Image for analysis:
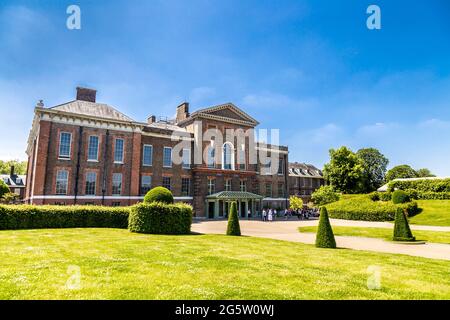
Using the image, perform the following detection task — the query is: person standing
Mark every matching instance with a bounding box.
[268,209,273,222]
[262,209,267,222]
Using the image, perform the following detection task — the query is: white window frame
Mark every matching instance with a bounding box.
[163,147,172,168]
[55,170,69,195]
[85,172,97,195]
[141,175,152,194]
[142,144,153,167]
[87,135,99,162]
[207,178,215,195]
[222,142,235,170]
[58,132,72,160]
[182,148,191,169]
[112,173,123,195]
[225,179,232,191]
[114,138,124,164]
[207,146,215,168]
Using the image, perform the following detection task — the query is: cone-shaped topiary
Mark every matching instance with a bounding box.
[226,202,241,236]
[315,207,336,248]
[144,186,174,204]
[393,207,415,241]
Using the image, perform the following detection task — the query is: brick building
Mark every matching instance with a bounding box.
[25,87,296,218]
[288,162,325,202]
[1,166,26,202]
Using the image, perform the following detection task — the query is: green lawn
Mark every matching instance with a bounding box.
[410,200,450,226]
[0,228,449,299]
[299,226,450,244]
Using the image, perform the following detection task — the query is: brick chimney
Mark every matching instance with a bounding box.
[147,115,156,124]
[10,165,15,177]
[176,102,190,123]
[76,87,97,102]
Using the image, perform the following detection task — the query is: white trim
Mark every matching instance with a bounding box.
[142,144,153,166]
[87,135,100,161]
[114,138,125,163]
[256,146,288,154]
[262,197,289,201]
[59,131,73,159]
[28,195,193,201]
[163,146,173,168]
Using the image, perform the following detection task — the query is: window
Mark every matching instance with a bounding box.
[182,148,191,169]
[87,136,99,161]
[224,179,232,191]
[223,142,234,170]
[112,202,121,207]
[59,132,72,159]
[278,158,284,175]
[261,159,271,175]
[85,172,97,195]
[181,178,190,196]
[141,175,152,195]
[207,178,215,195]
[56,170,69,195]
[278,183,285,198]
[112,173,122,195]
[265,183,272,197]
[238,144,246,170]
[114,139,124,163]
[163,147,172,167]
[207,146,215,168]
[240,180,247,192]
[162,177,171,190]
[142,145,153,166]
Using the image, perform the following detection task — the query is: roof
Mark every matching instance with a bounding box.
[1,175,26,187]
[206,191,264,200]
[51,100,135,122]
[377,176,450,192]
[289,162,323,178]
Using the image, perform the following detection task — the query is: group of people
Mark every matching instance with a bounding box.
[261,207,319,221]
[261,208,278,221]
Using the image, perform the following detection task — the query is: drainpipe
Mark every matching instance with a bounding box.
[101,130,110,205]
[74,126,83,204]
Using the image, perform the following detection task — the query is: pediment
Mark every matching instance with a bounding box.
[194,103,259,126]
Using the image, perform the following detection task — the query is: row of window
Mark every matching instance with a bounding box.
[58,132,191,168]
[55,170,191,196]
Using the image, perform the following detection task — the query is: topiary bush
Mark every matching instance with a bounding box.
[311,185,340,206]
[226,202,241,236]
[315,207,336,248]
[393,207,416,241]
[392,190,410,204]
[128,202,192,235]
[0,205,130,230]
[144,186,174,204]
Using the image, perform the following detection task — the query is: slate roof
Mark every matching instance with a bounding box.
[1,175,26,187]
[50,100,135,122]
[289,162,323,178]
[206,191,264,200]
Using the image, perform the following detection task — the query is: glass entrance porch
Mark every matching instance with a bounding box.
[205,191,264,219]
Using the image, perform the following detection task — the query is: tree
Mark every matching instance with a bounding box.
[0,180,10,198]
[0,160,27,175]
[385,165,418,182]
[393,208,415,241]
[356,148,389,192]
[0,192,19,204]
[315,207,336,248]
[311,185,340,206]
[226,202,241,236]
[289,196,303,210]
[323,146,364,194]
[416,168,435,178]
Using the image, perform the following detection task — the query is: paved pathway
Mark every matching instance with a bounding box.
[191,220,450,261]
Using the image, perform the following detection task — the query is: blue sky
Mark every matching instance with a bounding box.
[1,0,449,175]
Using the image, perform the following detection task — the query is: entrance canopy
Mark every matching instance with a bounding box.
[206,191,263,200]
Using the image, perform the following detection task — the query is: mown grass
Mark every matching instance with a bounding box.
[410,200,450,226]
[299,226,450,244]
[0,228,449,299]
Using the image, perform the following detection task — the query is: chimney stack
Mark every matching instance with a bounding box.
[147,115,156,124]
[10,165,15,177]
[176,102,190,123]
[76,87,97,103]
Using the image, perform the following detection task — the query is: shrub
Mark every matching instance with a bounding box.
[311,185,340,206]
[388,178,450,193]
[368,192,380,201]
[325,195,419,221]
[226,202,241,236]
[0,180,10,198]
[0,205,130,230]
[128,202,192,235]
[393,208,416,241]
[392,190,410,204]
[143,187,174,204]
[405,190,450,200]
[315,207,336,248]
[289,196,303,210]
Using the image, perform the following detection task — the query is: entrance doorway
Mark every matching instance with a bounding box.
[208,202,215,219]
[240,202,246,218]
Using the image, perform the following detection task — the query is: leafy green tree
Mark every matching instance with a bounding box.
[356,148,389,192]
[311,185,340,206]
[385,165,418,182]
[0,160,27,175]
[315,207,336,248]
[323,146,364,194]
[289,196,303,210]
[0,180,10,198]
[415,168,435,178]
[226,202,241,236]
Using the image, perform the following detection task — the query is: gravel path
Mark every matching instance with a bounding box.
[191,220,450,261]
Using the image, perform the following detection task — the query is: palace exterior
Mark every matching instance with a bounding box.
[25,87,323,218]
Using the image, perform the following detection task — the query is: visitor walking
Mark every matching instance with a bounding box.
[268,209,273,222]
[262,209,267,222]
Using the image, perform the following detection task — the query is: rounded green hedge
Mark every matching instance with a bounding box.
[144,187,174,204]
[128,202,192,235]
[392,190,410,204]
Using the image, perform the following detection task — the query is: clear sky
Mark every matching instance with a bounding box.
[1,0,449,175]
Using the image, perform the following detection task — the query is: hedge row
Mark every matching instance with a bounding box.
[371,190,450,201]
[325,196,420,221]
[129,202,192,235]
[388,178,450,193]
[0,205,130,230]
